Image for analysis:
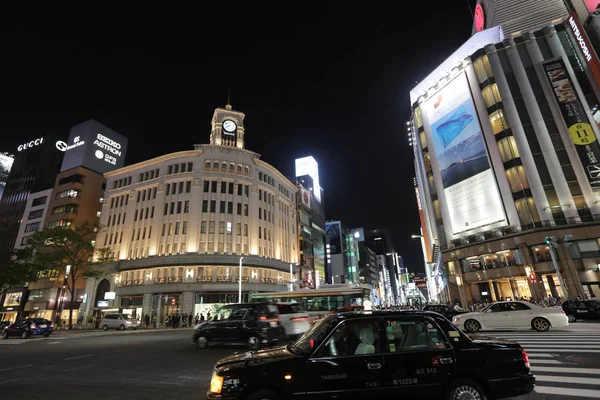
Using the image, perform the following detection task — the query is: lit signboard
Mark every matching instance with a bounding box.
[420,72,506,236]
[351,228,364,242]
[585,0,600,12]
[295,156,322,202]
[0,153,14,201]
[17,137,44,152]
[60,119,128,174]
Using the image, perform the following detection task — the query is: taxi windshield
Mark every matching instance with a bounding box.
[289,314,337,354]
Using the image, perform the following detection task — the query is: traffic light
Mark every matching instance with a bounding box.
[529,273,537,283]
[544,237,551,245]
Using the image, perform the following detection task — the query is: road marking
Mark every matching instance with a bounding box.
[0,378,22,385]
[527,353,553,357]
[64,354,94,361]
[535,386,600,398]
[529,359,561,364]
[47,342,60,345]
[531,366,600,374]
[112,348,133,354]
[0,364,34,373]
[61,363,98,373]
[527,349,600,353]
[536,375,600,385]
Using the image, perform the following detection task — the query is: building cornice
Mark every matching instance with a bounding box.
[104,150,204,178]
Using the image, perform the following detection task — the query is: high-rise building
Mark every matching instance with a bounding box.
[0,132,66,250]
[351,228,378,286]
[294,157,326,288]
[411,12,600,307]
[325,220,359,284]
[79,104,299,325]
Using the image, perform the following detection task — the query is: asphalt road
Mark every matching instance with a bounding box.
[0,324,598,400]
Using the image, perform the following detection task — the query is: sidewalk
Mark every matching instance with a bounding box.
[51,327,193,337]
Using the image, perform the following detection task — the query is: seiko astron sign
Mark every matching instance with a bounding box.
[60,119,128,174]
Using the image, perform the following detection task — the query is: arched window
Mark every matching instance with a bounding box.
[204,161,211,171]
[95,279,111,304]
[213,162,219,171]
[229,164,235,173]
[221,162,227,172]
[237,165,242,175]
[244,166,250,176]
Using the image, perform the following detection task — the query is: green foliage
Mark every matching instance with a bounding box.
[0,247,43,296]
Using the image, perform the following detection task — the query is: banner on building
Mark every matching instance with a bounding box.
[542,58,600,188]
[421,72,506,235]
[300,186,311,208]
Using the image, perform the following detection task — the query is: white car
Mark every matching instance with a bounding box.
[274,302,311,338]
[452,301,569,332]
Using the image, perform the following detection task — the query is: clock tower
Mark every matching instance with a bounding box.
[210,103,246,149]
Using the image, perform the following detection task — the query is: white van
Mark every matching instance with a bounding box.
[101,313,141,331]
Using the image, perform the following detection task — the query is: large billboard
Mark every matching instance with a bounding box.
[0,153,14,201]
[59,119,128,174]
[421,72,506,235]
[542,58,600,189]
[325,221,342,255]
[585,0,600,12]
[295,156,322,202]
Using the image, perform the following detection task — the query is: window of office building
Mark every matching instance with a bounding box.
[490,109,509,134]
[505,165,530,192]
[497,136,520,162]
[514,197,540,226]
[481,83,502,108]
[473,55,493,83]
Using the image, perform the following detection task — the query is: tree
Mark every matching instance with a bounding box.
[0,247,43,298]
[26,223,113,329]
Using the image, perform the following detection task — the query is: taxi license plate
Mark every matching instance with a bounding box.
[40,324,47,328]
[269,321,278,327]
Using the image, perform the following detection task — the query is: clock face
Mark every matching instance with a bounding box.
[223,120,237,132]
[474,4,485,32]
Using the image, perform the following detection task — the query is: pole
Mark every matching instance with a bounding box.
[238,257,243,303]
[548,243,567,298]
[289,264,293,292]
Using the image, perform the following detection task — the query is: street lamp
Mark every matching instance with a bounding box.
[238,256,244,303]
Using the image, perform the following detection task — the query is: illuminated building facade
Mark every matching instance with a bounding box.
[80,104,299,323]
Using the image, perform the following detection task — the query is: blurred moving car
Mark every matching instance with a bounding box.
[206,310,534,400]
[562,299,600,322]
[452,300,568,332]
[274,302,311,339]
[422,304,464,320]
[1,318,54,339]
[194,302,284,349]
[100,313,141,331]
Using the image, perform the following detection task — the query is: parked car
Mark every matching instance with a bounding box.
[0,320,12,330]
[274,302,311,339]
[1,318,54,339]
[206,310,534,400]
[452,300,569,332]
[422,304,464,320]
[100,313,141,331]
[194,302,284,349]
[562,299,600,322]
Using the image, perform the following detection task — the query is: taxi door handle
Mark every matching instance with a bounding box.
[367,363,382,370]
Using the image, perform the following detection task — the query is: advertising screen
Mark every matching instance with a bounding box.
[421,72,506,235]
[60,119,128,174]
[295,156,322,202]
[585,0,600,12]
[325,221,342,255]
[0,153,14,201]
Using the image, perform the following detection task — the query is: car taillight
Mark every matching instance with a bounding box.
[50,323,55,329]
[259,316,267,320]
[521,348,530,368]
[291,317,309,322]
[561,310,566,316]
[30,324,37,329]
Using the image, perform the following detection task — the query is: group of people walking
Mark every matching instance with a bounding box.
[141,312,209,328]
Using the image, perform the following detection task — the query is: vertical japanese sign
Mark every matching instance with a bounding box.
[542,58,600,188]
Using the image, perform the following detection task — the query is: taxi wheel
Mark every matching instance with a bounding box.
[196,336,209,349]
[532,317,550,332]
[247,336,260,350]
[446,378,487,400]
[464,319,481,333]
[244,389,281,400]
[21,331,29,339]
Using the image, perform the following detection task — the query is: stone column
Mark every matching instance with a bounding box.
[142,293,152,324]
[181,292,195,315]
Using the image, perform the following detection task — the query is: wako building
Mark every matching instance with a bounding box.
[410,12,600,307]
[81,104,299,323]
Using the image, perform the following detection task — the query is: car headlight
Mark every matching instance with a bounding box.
[125,321,132,324]
[210,372,224,394]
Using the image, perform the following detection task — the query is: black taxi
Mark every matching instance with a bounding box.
[207,310,534,400]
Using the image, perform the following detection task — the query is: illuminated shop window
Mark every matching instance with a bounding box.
[414,107,423,128]
[514,197,540,226]
[505,165,530,192]
[419,131,427,149]
[489,109,509,134]
[497,136,520,162]
[481,83,502,107]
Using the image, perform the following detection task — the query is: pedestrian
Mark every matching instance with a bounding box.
[144,314,150,328]
[200,313,205,321]
[188,313,193,327]
[152,314,158,328]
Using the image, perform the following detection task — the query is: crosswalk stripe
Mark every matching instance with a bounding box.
[531,366,600,374]
[535,375,600,385]
[529,359,561,364]
[520,345,600,349]
[535,386,600,398]
[527,349,600,353]
[528,353,553,357]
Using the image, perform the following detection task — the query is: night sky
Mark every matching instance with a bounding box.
[0,6,474,273]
